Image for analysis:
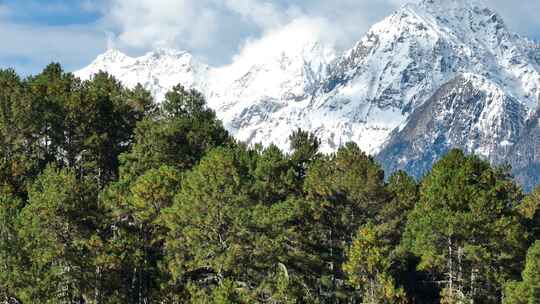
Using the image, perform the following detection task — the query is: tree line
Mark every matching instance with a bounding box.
[0,64,539,303]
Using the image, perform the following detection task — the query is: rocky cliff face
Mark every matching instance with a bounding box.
[510,108,540,190]
[377,74,526,177]
[76,0,540,189]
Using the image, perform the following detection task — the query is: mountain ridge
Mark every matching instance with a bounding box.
[75,0,540,189]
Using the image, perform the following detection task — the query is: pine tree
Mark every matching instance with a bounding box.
[17,166,101,303]
[251,144,296,204]
[99,165,182,303]
[344,223,407,303]
[518,186,540,243]
[376,170,418,247]
[0,191,25,303]
[289,129,320,183]
[504,241,540,304]
[163,147,253,299]
[0,68,44,197]
[120,84,230,179]
[299,142,388,301]
[27,63,69,166]
[523,242,540,304]
[75,71,152,185]
[403,150,526,303]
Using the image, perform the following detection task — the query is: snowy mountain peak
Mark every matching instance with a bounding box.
[77,48,209,101]
[93,49,133,65]
[403,0,507,41]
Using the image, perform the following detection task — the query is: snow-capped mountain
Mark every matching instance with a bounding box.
[75,0,540,189]
[77,48,210,101]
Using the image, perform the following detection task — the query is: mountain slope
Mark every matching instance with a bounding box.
[377,73,526,177]
[75,0,540,188]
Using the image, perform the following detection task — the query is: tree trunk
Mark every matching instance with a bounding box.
[457,246,463,294]
[448,238,454,294]
[94,266,101,304]
[470,267,476,304]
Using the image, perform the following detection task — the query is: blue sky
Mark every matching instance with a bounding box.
[3,1,100,25]
[0,1,106,75]
[1,0,539,76]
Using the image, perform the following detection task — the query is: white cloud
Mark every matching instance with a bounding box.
[303,0,401,48]
[230,17,336,64]
[99,0,405,64]
[103,0,221,50]
[222,0,300,30]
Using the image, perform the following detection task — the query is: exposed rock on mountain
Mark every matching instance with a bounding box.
[377,73,526,178]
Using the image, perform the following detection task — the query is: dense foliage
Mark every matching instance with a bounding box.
[0,65,539,303]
